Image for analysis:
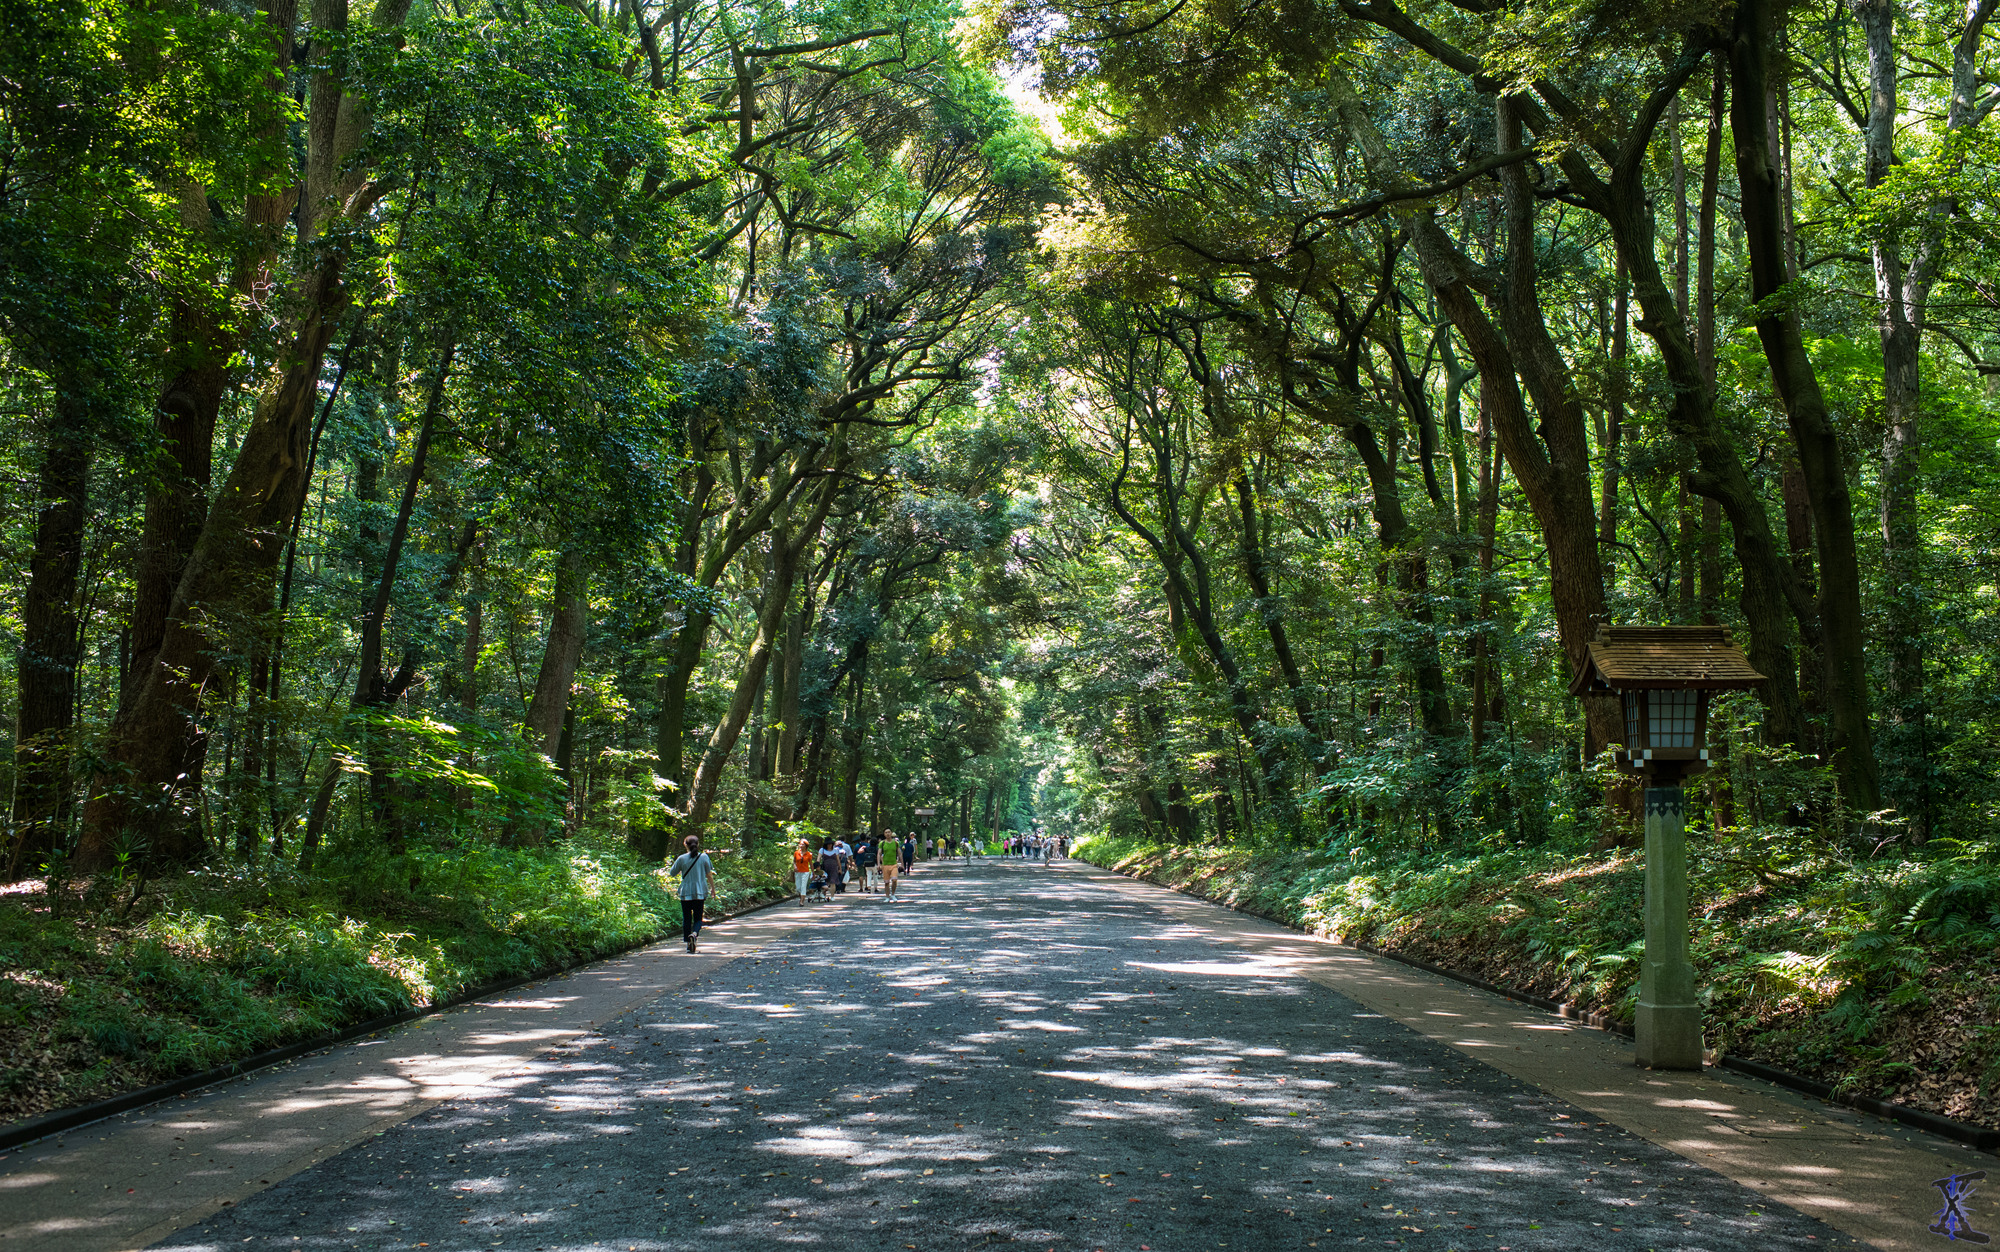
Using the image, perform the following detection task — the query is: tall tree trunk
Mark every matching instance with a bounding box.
[1517,63,1813,753]
[7,411,90,879]
[744,649,771,841]
[788,713,832,823]
[127,341,225,711]
[646,428,822,852]
[1859,0,1997,835]
[233,647,270,859]
[836,663,867,841]
[265,330,355,858]
[774,592,811,776]
[1153,558,1272,804]
[1333,76,1622,761]
[1780,454,1821,721]
[1732,0,1881,811]
[1231,468,1327,752]
[1470,388,1499,757]
[653,613,710,822]
[1598,264,1628,587]
[524,549,590,759]
[1672,89,1697,620]
[1375,329,1465,746]
[79,0,411,872]
[126,2,298,710]
[1697,66,1727,625]
[460,594,483,718]
[555,705,576,785]
[680,471,842,837]
[301,337,454,861]
[1867,0,1926,754]
[1489,99,1622,759]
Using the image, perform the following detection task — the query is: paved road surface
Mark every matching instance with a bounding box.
[149,859,1862,1252]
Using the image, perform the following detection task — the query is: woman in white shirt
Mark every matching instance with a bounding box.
[668,835,715,953]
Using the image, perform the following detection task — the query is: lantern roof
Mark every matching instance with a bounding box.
[1568,625,1767,695]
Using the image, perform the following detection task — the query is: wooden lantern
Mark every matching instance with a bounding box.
[1569,626,1766,778]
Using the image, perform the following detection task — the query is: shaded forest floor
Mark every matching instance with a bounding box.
[1074,830,2000,1132]
[0,837,791,1128]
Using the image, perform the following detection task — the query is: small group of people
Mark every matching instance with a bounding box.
[791,831,919,903]
[661,825,935,955]
[1002,831,1066,861]
[663,823,1061,953]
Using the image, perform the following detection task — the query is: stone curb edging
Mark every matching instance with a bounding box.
[0,888,795,1156]
[1083,856,2000,1156]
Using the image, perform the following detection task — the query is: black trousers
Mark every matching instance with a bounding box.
[681,897,705,940]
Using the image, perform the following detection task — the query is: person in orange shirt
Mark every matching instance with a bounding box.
[792,838,814,903]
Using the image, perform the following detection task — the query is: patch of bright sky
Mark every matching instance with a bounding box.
[1000,62,1067,143]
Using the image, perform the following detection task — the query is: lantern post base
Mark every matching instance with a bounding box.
[1637,780,1703,1071]
[1634,1001,1704,1070]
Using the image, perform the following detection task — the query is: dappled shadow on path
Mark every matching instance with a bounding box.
[158,862,1862,1252]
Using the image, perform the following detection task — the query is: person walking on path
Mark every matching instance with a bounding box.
[900,831,916,879]
[792,838,813,902]
[668,835,716,952]
[881,836,901,899]
[832,835,852,894]
[816,838,842,901]
[856,835,879,892]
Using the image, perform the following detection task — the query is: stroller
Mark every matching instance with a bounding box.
[806,871,831,902]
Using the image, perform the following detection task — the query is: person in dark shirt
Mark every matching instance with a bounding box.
[817,840,843,897]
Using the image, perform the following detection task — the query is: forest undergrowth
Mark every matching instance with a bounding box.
[0,837,792,1127]
[1075,829,2000,1130]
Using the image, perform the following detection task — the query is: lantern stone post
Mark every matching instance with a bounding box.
[1638,769,1701,1069]
[1570,626,1767,1071]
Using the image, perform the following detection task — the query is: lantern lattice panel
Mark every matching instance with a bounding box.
[1649,690,1699,748]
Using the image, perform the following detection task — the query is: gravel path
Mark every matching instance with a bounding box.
[156,858,1864,1252]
